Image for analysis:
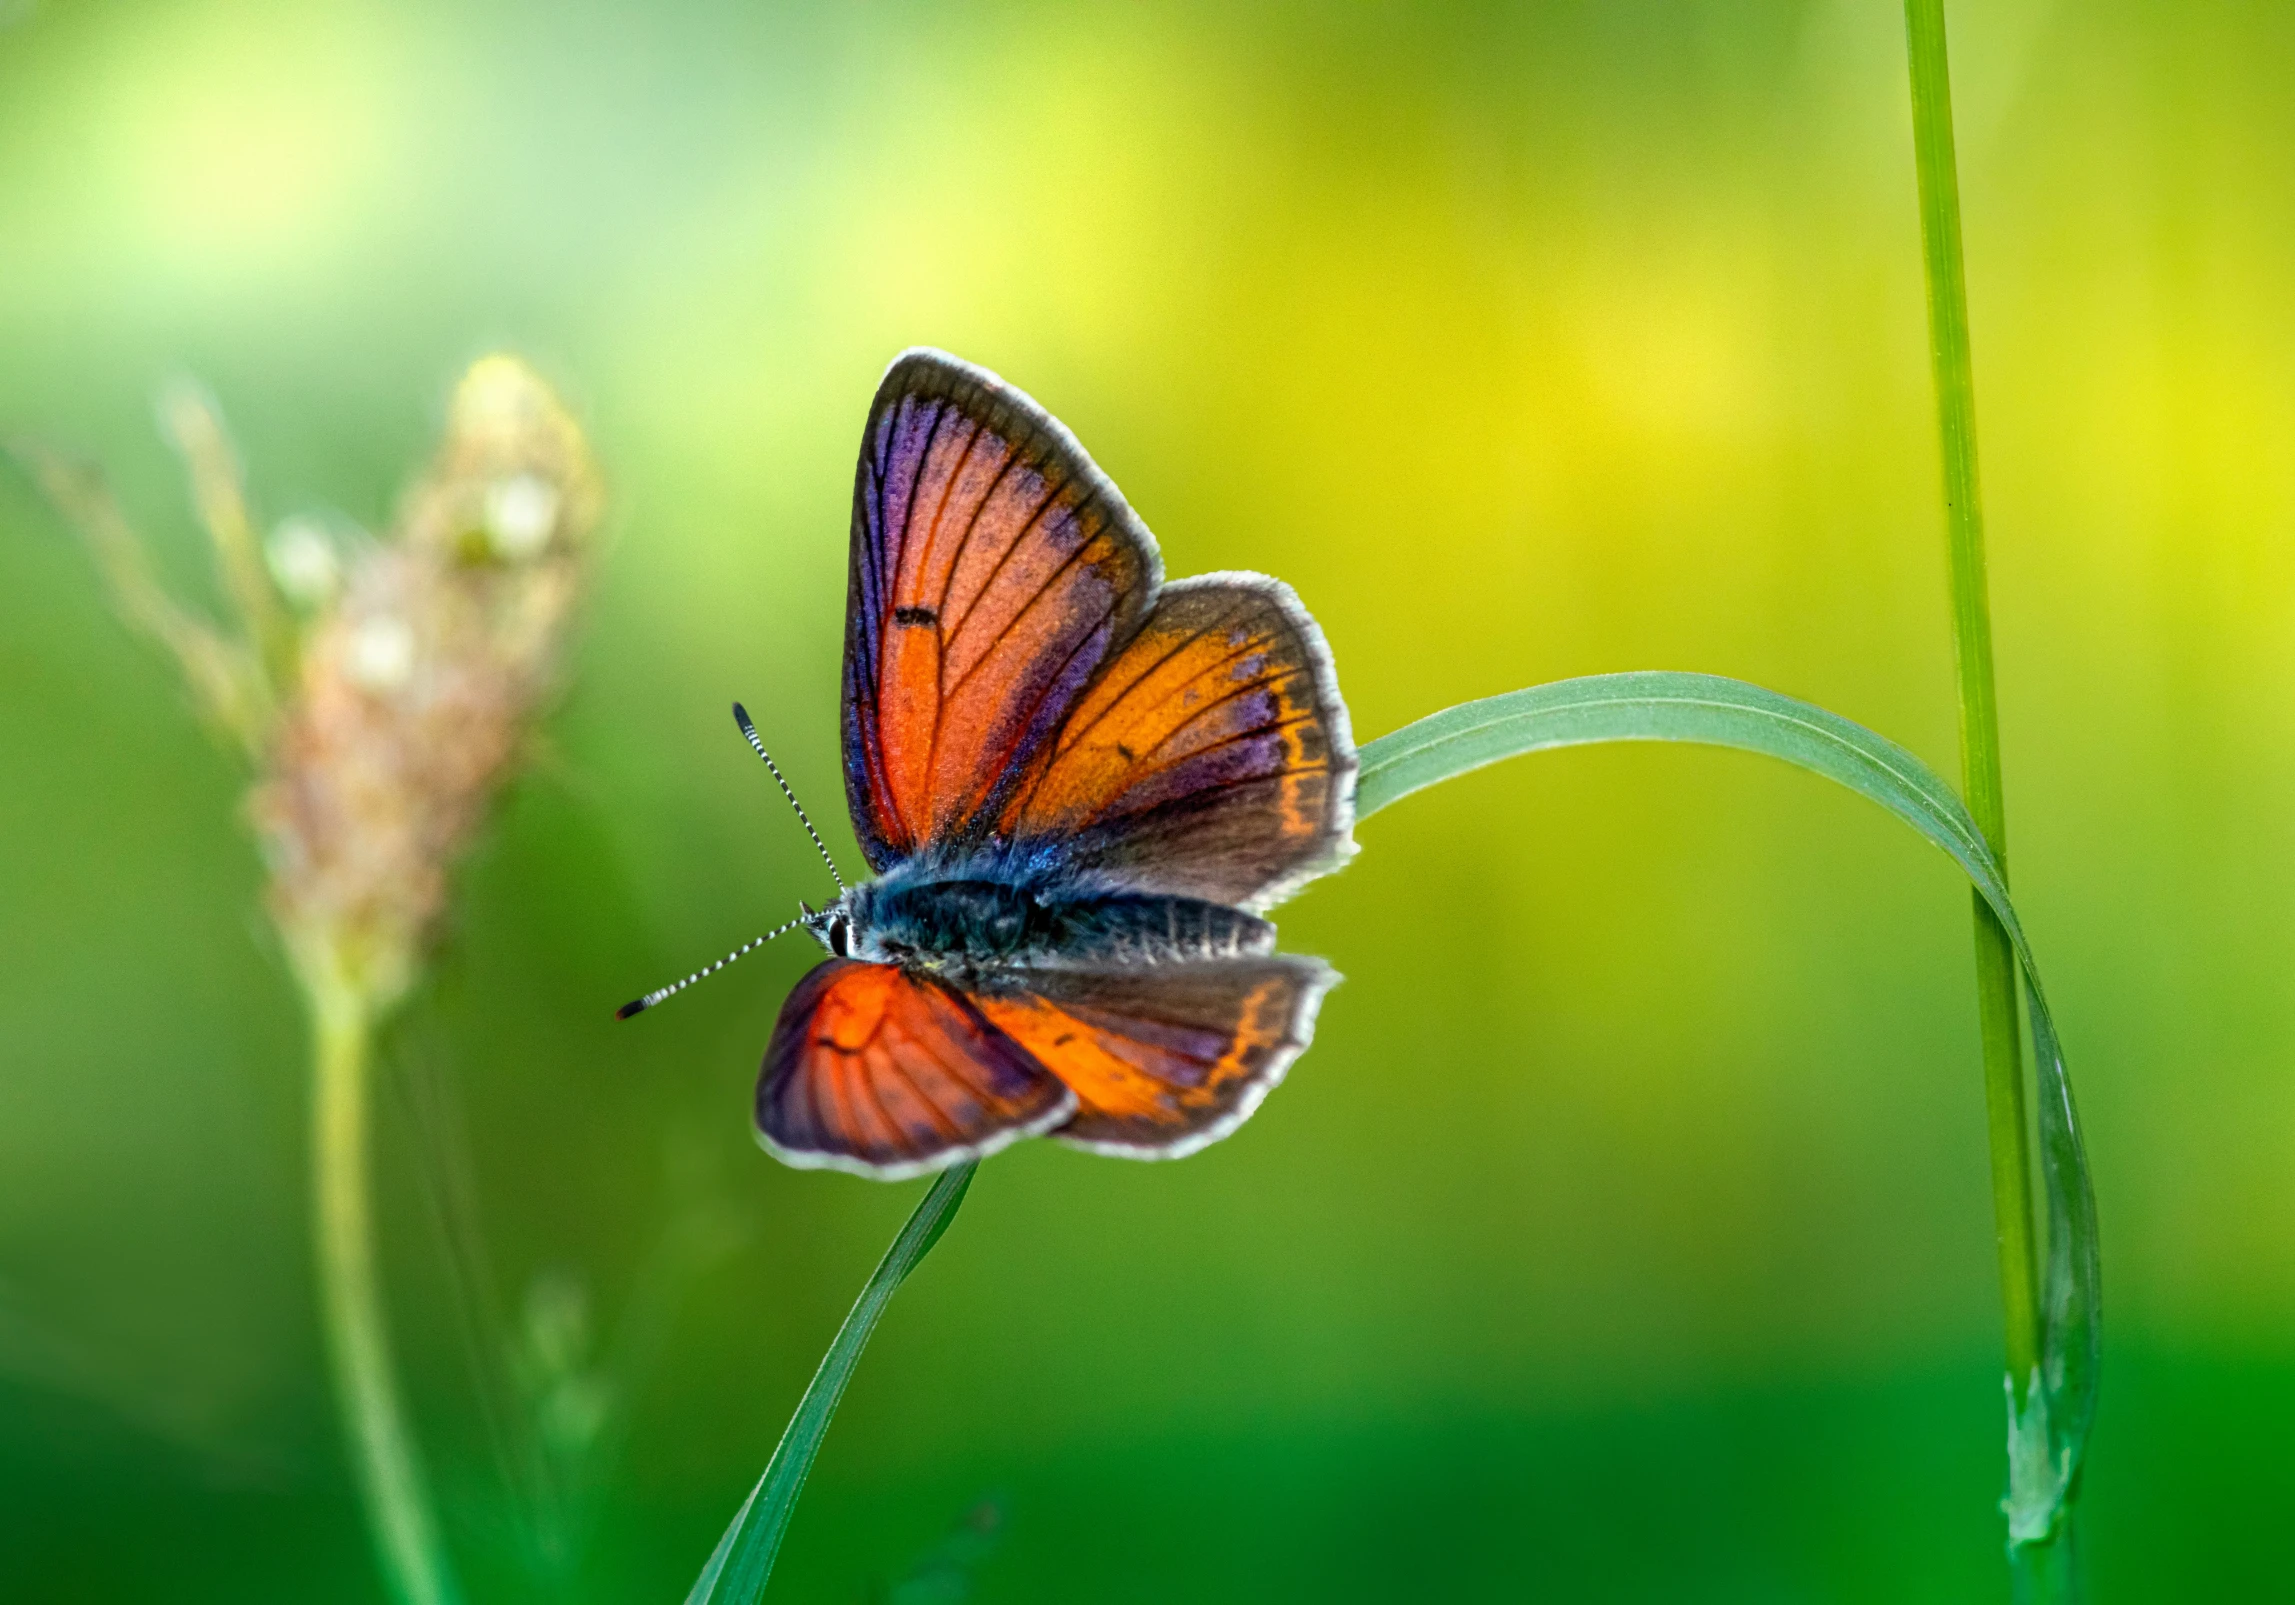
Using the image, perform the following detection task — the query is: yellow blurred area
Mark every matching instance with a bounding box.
[4,1,2294,1599]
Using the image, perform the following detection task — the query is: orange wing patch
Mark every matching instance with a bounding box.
[997,579,1356,909]
[846,354,1157,868]
[974,957,1336,1157]
[758,959,1074,1178]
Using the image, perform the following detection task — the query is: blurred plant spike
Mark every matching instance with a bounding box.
[12,444,276,751]
[158,376,297,695]
[11,355,603,1605]
[254,355,602,1012]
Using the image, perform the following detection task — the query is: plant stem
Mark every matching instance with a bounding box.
[2014,1526,2079,1605]
[311,965,461,1605]
[686,1162,978,1605]
[1901,0,2071,1588]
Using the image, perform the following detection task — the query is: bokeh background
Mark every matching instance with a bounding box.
[5,0,2294,1599]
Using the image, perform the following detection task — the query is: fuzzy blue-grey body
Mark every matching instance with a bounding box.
[801,845,1275,981]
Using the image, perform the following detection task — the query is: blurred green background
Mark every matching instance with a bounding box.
[5,0,2294,1599]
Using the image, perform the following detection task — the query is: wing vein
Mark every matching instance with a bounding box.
[1043,612,1226,762]
[939,495,1112,706]
[931,439,1024,626]
[916,419,991,804]
[881,1039,969,1145]
[855,1032,912,1158]
[896,407,959,844]
[1075,761,1334,829]
[914,416,988,692]
[919,985,1019,1113]
[1011,609,1286,823]
[1087,624,1280,749]
[1121,699,1317,792]
[939,463,1067,645]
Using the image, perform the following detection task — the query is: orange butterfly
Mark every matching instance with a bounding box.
[625,352,1356,1178]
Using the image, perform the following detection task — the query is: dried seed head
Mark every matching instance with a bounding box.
[25,354,602,1016]
[252,356,602,1009]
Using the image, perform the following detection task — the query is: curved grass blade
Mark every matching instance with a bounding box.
[684,1162,977,1605]
[1355,670,2098,1536]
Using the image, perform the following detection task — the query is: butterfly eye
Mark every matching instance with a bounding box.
[828,916,850,958]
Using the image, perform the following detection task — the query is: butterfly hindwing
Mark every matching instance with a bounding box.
[757,959,1076,1179]
[844,350,1161,870]
[974,956,1338,1158]
[997,576,1357,910]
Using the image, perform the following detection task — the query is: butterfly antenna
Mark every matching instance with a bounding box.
[732,702,847,894]
[614,915,806,1020]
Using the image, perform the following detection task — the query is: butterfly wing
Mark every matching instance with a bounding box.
[996,575,1357,910]
[757,959,1076,1179]
[828,352,1350,1166]
[845,351,1355,909]
[844,350,1161,870]
[974,956,1337,1158]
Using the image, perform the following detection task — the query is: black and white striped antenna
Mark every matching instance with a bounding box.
[614,915,805,1020]
[732,701,846,893]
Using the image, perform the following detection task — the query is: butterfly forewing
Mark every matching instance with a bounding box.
[845,351,1160,869]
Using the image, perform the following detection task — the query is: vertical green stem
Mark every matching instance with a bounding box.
[1901,0,2072,1591]
[312,970,462,1605]
[2013,1525,2079,1605]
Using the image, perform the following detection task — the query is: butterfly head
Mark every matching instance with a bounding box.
[801,883,927,965]
[800,895,859,959]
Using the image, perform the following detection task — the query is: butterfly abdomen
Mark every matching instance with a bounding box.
[1052,892,1276,964]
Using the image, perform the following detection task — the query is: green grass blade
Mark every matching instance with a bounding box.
[684,1162,977,1605]
[1899,0,2067,1580]
[1356,671,2098,1528]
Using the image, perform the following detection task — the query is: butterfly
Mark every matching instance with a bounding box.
[622,350,1357,1179]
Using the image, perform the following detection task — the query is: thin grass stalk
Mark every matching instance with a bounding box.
[685,1162,977,1605]
[311,953,461,1605]
[1901,2,2074,1591]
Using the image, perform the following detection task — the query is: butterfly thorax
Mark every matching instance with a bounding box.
[806,856,1275,978]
